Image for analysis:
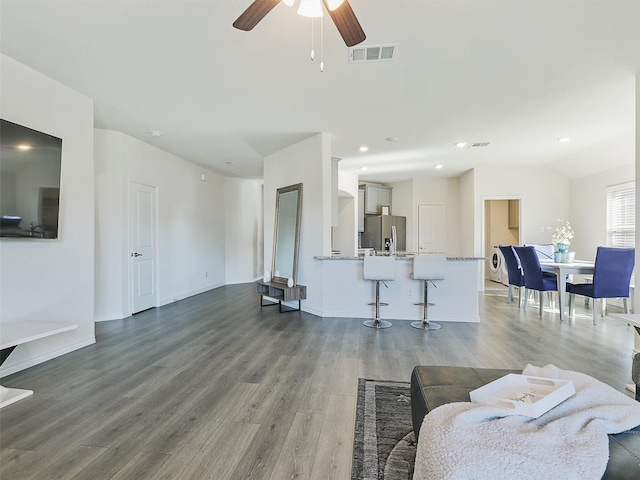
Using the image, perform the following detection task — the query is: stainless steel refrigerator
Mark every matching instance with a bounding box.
[361,215,406,252]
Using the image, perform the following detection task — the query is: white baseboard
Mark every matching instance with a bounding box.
[0,336,96,377]
[95,313,131,322]
[158,283,225,307]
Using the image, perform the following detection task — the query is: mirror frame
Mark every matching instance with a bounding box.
[272,183,303,285]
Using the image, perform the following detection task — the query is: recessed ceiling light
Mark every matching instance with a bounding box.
[557,137,570,143]
[360,167,368,171]
[435,164,443,169]
[150,130,162,137]
[386,137,399,142]
[359,146,369,152]
[455,142,466,148]
[17,144,31,151]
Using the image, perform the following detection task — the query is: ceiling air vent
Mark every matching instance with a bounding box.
[349,44,398,63]
[469,142,490,148]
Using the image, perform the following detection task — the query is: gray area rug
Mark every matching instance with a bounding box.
[352,379,417,480]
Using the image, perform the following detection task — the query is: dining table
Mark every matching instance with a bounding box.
[539,259,595,321]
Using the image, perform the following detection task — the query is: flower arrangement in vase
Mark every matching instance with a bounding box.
[550,219,574,262]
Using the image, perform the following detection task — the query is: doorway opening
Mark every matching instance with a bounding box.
[484,198,520,287]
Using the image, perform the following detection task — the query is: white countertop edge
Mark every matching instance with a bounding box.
[314,255,486,261]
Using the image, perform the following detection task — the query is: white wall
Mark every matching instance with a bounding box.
[0,55,96,375]
[225,177,264,284]
[569,164,634,260]
[94,129,227,321]
[263,133,332,315]
[473,166,570,247]
[334,170,359,256]
[334,196,355,256]
[94,130,127,320]
[459,169,476,256]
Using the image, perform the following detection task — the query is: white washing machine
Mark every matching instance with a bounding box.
[488,246,508,285]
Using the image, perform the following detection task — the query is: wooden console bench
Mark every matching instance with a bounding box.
[0,321,77,408]
[256,280,307,312]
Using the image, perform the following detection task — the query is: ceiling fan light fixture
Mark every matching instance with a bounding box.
[297,0,323,17]
[233,0,365,47]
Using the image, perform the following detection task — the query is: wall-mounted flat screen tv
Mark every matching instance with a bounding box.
[0,119,62,239]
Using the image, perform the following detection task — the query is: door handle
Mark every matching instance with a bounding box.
[132,252,142,257]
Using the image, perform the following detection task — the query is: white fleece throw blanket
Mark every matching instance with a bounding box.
[413,364,640,480]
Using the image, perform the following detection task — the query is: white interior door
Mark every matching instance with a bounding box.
[130,181,158,314]
[418,204,445,254]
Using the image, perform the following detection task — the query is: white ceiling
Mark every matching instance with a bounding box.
[1,0,639,182]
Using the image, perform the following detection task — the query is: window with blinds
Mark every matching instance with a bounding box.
[606,182,635,248]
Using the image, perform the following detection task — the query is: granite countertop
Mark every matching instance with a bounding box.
[314,255,486,261]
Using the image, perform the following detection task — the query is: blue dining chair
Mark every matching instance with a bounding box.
[513,245,558,316]
[567,247,635,325]
[498,245,524,307]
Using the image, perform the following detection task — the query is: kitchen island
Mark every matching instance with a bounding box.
[313,255,484,323]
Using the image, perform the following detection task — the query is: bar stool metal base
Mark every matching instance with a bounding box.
[364,279,392,329]
[410,320,441,330]
[411,279,442,331]
[363,319,393,329]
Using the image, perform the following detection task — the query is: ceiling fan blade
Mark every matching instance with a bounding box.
[233,0,281,31]
[322,0,366,47]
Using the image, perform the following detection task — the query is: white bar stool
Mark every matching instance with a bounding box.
[363,255,396,329]
[411,255,446,330]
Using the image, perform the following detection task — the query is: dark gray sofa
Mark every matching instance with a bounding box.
[411,366,640,479]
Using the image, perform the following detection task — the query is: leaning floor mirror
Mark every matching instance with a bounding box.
[272,183,303,286]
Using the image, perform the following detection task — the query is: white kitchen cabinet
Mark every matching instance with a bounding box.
[364,185,392,214]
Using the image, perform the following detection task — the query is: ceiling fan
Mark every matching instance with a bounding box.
[233,0,366,47]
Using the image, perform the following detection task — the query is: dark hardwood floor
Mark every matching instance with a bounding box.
[0,282,636,479]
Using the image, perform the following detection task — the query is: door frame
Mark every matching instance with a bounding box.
[481,195,523,289]
[129,180,159,315]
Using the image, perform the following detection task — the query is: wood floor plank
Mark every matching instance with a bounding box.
[268,412,324,480]
[109,451,171,480]
[300,351,339,414]
[0,448,39,479]
[35,446,107,480]
[309,393,357,480]
[170,382,261,453]
[155,422,261,480]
